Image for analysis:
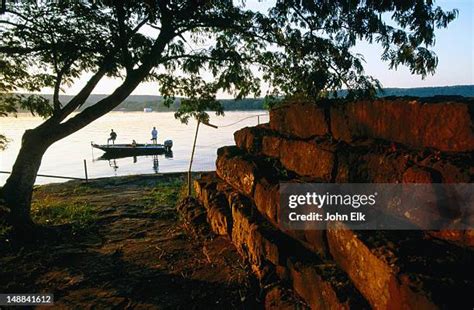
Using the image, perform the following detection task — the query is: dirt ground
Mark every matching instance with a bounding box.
[0,174,261,309]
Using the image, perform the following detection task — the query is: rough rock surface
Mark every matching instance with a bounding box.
[192,98,474,308]
[330,98,474,152]
[270,102,328,139]
[216,146,260,196]
[193,174,370,309]
[327,224,474,309]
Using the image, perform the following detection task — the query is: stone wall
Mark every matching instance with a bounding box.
[190,97,474,309]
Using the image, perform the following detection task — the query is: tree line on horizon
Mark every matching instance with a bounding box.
[5,84,474,113]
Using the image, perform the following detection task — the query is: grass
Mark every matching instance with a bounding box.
[3,174,188,237]
[71,184,101,195]
[142,178,187,217]
[31,197,98,232]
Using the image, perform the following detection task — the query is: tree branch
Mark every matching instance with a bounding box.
[0,19,36,31]
[147,23,161,31]
[53,67,107,123]
[55,23,176,140]
[4,9,35,24]
[52,59,76,113]
[161,53,252,64]
[114,1,133,72]
[0,45,48,54]
[52,71,63,112]
[131,16,149,34]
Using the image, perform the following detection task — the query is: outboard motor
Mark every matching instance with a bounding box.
[164,140,173,151]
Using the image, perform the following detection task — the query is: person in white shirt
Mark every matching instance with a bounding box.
[151,127,158,144]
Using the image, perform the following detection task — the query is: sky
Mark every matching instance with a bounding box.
[56,0,473,98]
[353,0,474,88]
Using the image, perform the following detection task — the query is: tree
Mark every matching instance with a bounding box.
[0,0,457,237]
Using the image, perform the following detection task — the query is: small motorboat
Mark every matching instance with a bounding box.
[92,140,173,156]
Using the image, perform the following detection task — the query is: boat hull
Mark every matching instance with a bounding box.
[97,151,174,160]
[92,143,172,157]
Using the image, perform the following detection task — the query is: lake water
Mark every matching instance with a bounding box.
[0,111,269,185]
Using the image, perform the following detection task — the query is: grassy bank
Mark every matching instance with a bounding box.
[1,174,187,241]
[0,173,259,308]
[32,173,187,232]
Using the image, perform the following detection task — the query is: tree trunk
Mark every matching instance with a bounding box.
[0,27,174,239]
[1,128,52,238]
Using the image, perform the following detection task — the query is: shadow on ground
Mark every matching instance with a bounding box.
[0,174,261,309]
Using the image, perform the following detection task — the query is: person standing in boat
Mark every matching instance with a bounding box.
[151,127,158,144]
[108,129,117,145]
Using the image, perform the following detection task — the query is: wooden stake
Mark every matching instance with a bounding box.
[188,120,201,196]
[83,159,89,183]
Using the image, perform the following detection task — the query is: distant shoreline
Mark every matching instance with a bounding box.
[12,109,269,116]
[7,84,474,112]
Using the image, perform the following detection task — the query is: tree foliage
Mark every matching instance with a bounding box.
[0,1,457,122]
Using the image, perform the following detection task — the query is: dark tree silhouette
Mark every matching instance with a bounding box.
[0,0,457,237]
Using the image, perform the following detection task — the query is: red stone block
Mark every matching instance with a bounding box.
[262,135,282,158]
[336,146,409,183]
[287,258,369,309]
[327,223,472,309]
[234,125,267,153]
[264,285,307,310]
[216,146,259,196]
[254,178,280,225]
[330,98,474,152]
[270,103,328,139]
[279,139,335,181]
[207,196,232,236]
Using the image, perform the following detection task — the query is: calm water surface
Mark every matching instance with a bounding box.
[0,111,269,185]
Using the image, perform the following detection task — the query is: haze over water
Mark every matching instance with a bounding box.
[0,111,268,185]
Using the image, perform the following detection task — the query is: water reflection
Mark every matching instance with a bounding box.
[0,111,269,185]
[97,150,173,160]
[109,159,119,172]
[153,155,159,174]
[94,152,173,174]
